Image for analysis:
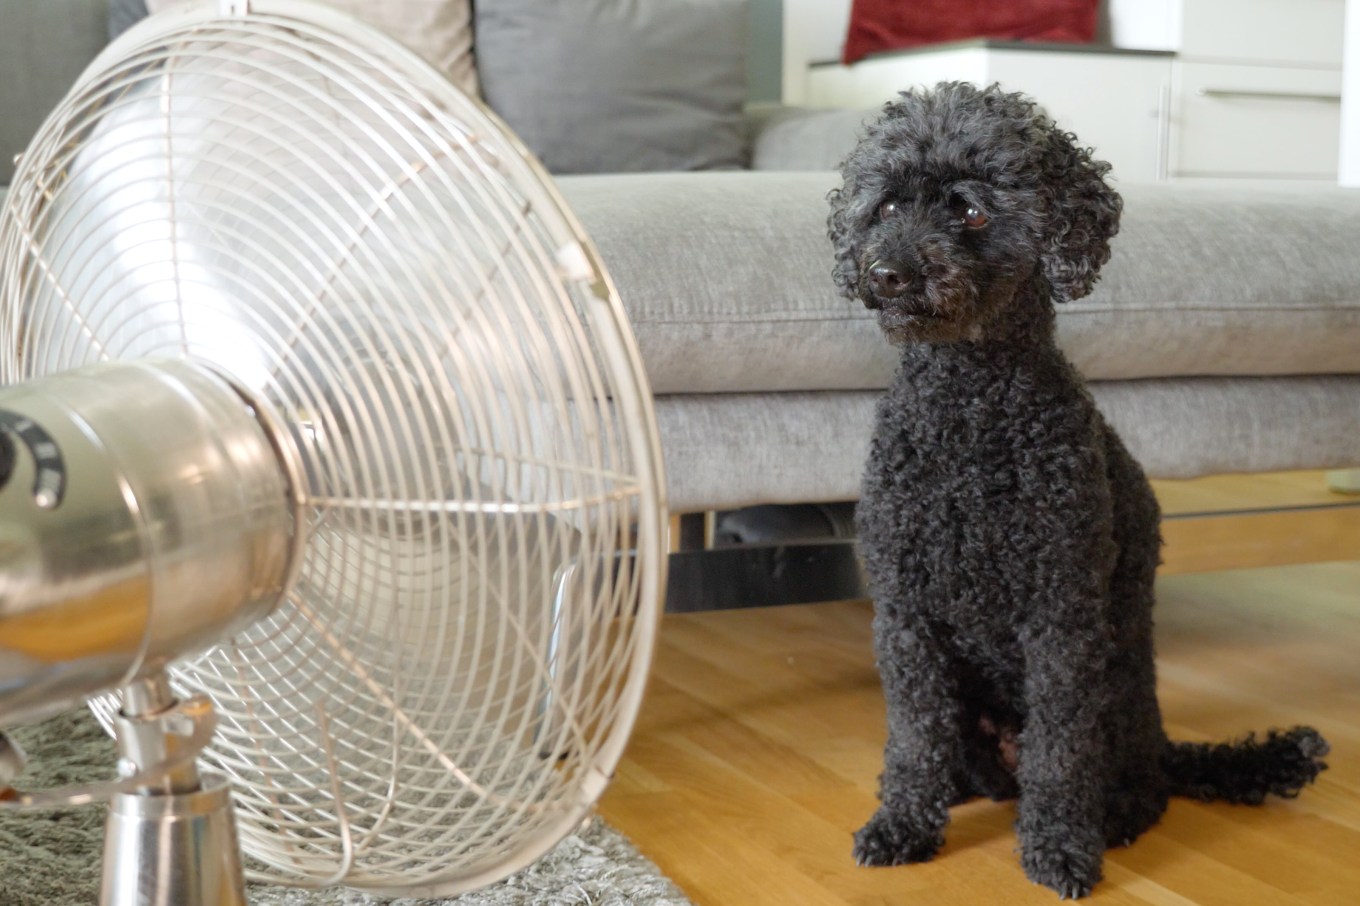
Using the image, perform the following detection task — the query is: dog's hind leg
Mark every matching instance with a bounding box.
[1100,426,1171,848]
[854,621,967,867]
[1100,641,1169,848]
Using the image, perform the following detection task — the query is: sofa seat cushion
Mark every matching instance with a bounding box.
[1068,183,1360,384]
[557,173,1360,394]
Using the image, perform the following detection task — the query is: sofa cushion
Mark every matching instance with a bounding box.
[749,106,876,172]
[109,0,147,39]
[145,0,479,97]
[1062,183,1360,383]
[656,377,1360,511]
[557,172,1360,394]
[0,0,108,186]
[476,0,748,174]
[559,171,892,394]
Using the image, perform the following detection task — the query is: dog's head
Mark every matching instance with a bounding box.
[827,82,1121,344]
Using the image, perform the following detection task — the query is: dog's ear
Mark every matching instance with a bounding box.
[1036,125,1122,303]
[827,180,860,301]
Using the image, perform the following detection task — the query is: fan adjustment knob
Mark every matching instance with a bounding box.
[0,411,64,509]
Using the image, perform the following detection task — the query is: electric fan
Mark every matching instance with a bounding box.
[0,1,667,903]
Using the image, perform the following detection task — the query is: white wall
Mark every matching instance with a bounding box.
[779,0,851,102]
[1341,0,1360,185]
[1105,0,1181,51]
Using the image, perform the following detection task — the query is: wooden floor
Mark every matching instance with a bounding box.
[600,472,1360,905]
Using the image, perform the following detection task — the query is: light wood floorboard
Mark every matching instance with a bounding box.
[1153,470,1360,574]
[1150,469,1357,516]
[602,473,1360,905]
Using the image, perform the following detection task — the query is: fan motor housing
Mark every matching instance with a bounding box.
[0,359,297,726]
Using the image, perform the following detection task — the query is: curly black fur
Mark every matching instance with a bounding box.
[830,83,1329,900]
[1163,728,1330,805]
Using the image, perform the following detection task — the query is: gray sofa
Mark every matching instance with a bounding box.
[576,169,1360,514]
[3,0,1358,527]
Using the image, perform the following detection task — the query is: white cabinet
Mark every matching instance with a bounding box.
[1170,0,1345,179]
[797,0,1348,183]
[1179,0,1344,67]
[1172,63,1342,177]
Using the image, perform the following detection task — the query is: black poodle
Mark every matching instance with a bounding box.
[828,82,1329,899]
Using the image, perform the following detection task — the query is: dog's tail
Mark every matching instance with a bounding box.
[1162,727,1329,804]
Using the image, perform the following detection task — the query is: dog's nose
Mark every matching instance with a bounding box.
[867,260,911,300]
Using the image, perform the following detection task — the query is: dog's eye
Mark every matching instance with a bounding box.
[878,200,900,220]
[961,206,989,229]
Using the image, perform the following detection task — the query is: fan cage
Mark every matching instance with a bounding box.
[0,0,666,896]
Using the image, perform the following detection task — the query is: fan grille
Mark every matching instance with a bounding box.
[0,1,665,895]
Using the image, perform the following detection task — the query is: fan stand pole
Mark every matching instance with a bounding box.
[101,674,247,906]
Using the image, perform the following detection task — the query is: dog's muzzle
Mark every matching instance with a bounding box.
[864,259,912,309]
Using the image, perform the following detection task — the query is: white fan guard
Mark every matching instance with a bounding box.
[0,0,667,896]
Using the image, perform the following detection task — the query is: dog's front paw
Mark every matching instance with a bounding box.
[1020,841,1103,900]
[852,808,943,867]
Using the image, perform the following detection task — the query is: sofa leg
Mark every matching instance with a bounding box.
[677,512,712,551]
[666,540,866,612]
[1326,469,1360,495]
[665,505,867,611]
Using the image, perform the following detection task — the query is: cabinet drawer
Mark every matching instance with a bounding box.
[1180,0,1344,67]
[1171,62,1341,178]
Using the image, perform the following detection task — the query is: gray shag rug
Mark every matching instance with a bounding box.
[0,709,689,906]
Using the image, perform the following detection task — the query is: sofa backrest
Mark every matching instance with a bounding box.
[0,0,109,186]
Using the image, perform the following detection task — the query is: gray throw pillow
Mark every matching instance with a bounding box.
[476,0,749,174]
[109,0,149,40]
[146,0,479,96]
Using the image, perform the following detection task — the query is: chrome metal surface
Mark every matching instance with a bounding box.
[102,772,247,906]
[121,674,176,721]
[114,680,212,795]
[0,360,296,726]
[0,692,219,811]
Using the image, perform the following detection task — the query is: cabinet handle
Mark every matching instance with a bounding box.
[1196,88,1341,103]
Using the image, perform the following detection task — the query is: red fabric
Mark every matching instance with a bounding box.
[842,0,1099,65]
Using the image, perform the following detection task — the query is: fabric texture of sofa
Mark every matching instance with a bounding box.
[2,0,1358,519]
